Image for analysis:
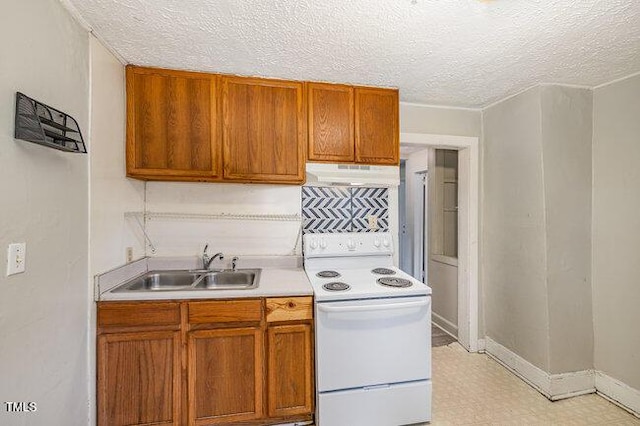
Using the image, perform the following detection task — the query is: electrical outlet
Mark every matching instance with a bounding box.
[7,243,26,276]
[125,247,133,263]
[368,215,378,230]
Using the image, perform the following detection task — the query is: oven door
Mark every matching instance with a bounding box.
[315,295,431,392]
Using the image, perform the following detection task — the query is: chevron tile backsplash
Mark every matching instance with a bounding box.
[302,186,389,234]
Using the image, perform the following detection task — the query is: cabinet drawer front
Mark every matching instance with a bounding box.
[188,299,262,324]
[98,302,180,328]
[266,297,313,322]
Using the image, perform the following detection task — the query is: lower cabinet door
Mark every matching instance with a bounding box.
[188,327,264,425]
[267,323,314,417]
[97,330,181,426]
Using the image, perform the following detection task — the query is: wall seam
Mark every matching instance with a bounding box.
[538,86,552,373]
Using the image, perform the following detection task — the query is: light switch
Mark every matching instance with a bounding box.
[7,243,26,276]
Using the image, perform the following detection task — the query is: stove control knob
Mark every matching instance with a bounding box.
[309,239,318,250]
[382,238,390,248]
[347,238,356,251]
[374,238,381,248]
[320,238,327,249]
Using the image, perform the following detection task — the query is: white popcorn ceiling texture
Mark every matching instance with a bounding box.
[68,0,640,107]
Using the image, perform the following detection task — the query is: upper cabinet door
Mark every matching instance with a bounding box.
[354,87,399,165]
[126,66,220,180]
[307,83,354,163]
[222,77,306,183]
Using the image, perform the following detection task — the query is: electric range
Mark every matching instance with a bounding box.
[303,232,432,426]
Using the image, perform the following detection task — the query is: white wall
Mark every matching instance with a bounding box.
[90,37,145,275]
[144,182,303,259]
[593,73,640,390]
[0,0,90,424]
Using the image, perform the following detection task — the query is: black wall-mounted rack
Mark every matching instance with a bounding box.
[14,92,87,154]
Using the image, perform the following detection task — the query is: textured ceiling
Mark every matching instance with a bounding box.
[67,0,640,107]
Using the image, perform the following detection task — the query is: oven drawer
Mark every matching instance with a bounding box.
[317,380,431,426]
[315,295,431,392]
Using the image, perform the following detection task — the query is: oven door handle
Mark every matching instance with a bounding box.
[317,300,428,313]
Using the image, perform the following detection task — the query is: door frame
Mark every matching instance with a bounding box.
[400,132,480,352]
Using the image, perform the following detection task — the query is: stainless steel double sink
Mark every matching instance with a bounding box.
[112,269,261,292]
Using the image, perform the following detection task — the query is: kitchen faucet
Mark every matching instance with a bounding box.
[202,244,224,270]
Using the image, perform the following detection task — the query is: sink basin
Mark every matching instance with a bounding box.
[113,270,202,292]
[196,269,260,290]
[111,269,260,292]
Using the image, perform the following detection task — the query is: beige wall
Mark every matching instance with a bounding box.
[593,73,640,390]
[90,37,145,275]
[540,86,594,374]
[483,84,595,375]
[0,0,90,424]
[482,87,551,370]
[401,103,481,137]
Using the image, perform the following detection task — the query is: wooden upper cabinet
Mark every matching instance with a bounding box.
[307,83,354,163]
[221,76,306,184]
[126,66,220,180]
[354,87,400,165]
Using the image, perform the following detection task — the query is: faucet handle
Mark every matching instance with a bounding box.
[231,256,239,271]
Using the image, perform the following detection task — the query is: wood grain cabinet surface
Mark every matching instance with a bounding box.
[126,66,221,181]
[221,76,306,184]
[188,327,264,425]
[126,66,399,183]
[307,82,355,162]
[267,323,313,417]
[97,330,181,426]
[97,297,314,426]
[354,87,400,165]
[307,83,399,165]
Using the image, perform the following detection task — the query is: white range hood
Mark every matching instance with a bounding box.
[305,163,400,187]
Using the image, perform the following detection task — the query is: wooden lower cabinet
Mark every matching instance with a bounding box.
[188,327,264,425]
[97,297,314,426]
[97,330,181,426]
[267,324,313,417]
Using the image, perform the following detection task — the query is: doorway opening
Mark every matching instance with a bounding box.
[398,133,480,352]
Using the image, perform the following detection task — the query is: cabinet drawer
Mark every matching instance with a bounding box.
[98,301,181,329]
[188,299,262,324]
[266,297,313,322]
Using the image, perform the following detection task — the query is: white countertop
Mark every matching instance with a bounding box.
[96,256,313,301]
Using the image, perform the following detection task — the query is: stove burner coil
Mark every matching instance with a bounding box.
[377,277,413,288]
[372,267,396,275]
[317,270,341,278]
[323,282,351,292]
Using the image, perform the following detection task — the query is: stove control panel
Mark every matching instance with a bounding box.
[303,232,393,257]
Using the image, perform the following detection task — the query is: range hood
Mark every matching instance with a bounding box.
[305,163,400,187]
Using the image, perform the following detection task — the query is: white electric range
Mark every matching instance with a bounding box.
[303,232,432,426]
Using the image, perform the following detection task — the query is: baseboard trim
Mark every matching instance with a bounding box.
[432,312,458,338]
[595,371,640,418]
[485,337,595,400]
